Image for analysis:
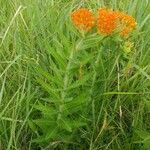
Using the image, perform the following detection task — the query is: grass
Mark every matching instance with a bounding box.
[0,0,150,149]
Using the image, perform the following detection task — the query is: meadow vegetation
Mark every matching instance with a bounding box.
[0,0,150,149]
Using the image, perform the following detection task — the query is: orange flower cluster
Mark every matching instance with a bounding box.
[71,8,95,31]
[117,12,137,36]
[97,9,137,36]
[71,8,137,36]
[97,8,118,35]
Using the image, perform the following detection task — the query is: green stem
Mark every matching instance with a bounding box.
[57,47,74,121]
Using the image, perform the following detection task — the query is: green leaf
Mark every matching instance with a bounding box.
[32,126,58,143]
[136,130,150,142]
[36,78,60,100]
[60,119,72,132]
[144,99,150,108]
[67,74,91,90]
[59,118,87,133]
[76,34,104,50]
[46,47,66,70]
[28,120,37,133]
[67,118,87,129]
[33,102,57,115]
[64,93,87,114]
[33,119,56,133]
[35,66,62,87]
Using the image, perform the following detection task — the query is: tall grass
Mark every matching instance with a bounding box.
[0,0,150,149]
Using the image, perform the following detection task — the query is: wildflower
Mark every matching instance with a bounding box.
[97,8,137,36]
[117,12,137,37]
[71,8,95,31]
[97,8,118,35]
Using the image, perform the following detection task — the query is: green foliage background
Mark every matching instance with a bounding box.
[0,0,150,149]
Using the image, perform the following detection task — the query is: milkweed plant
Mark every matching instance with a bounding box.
[29,5,142,149]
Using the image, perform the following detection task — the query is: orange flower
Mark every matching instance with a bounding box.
[97,8,137,36]
[97,8,118,35]
[71,8,95,31]
[118,12,137,37]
